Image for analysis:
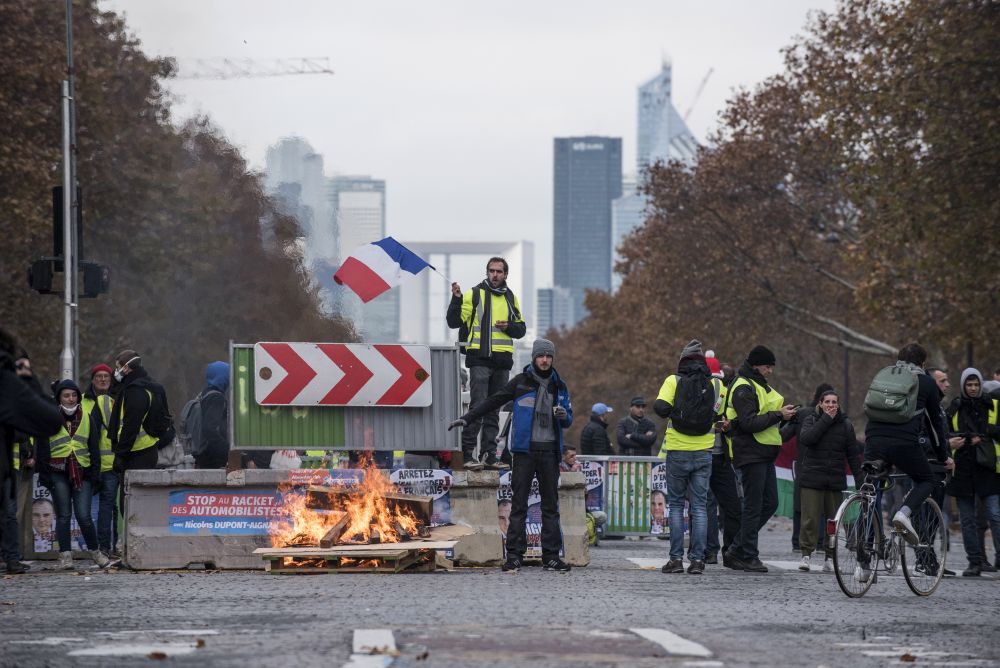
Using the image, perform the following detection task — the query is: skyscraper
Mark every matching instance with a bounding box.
[553,136,623,323]
[536,286,575,337]
[264,137,333,258]
[611,59,700,291]
[328,175,398,342]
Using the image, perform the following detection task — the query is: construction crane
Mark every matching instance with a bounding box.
[682,67,714,123]
[174,57,334,81]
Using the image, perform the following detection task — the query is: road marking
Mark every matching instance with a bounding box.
[344,629,396,668]
[68,643,198,657]
[10,638,85,646]
[682,662,724,667]
[628,557,671,569]
[630,628,713,658]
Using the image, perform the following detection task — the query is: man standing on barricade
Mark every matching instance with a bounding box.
[449,338,573,572]
[446,257,526,469]
[654,340,719,575]
[616,397,657,456]
[723,345,797,573]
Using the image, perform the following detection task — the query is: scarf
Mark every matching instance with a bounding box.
[476,279,507,359]
[530,367,553,431]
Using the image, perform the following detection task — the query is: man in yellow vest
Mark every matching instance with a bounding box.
[722,345,796,573]
[108,350,162,512]
[446,257,526,469]
[83,363,118,556]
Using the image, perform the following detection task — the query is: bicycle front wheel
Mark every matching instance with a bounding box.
[832,494,877,598]
[900,497,946,596]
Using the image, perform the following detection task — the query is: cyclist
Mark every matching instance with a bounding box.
[862,343,952,580]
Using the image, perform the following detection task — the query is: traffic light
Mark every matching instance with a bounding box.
[28,259,56,294]
[28,186,109,298]
[81,261,110,297]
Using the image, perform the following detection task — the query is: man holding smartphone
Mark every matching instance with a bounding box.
[446,257,526,469]
[449,339,574,572]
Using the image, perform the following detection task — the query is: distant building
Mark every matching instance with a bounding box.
[264,137,333,259]
[611,59,699,291]
[328,175,398,342]
[536,286,575,336]
[553,136,623,323]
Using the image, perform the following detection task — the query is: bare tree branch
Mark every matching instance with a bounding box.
[781,315,893,356]
[775,299,896,354]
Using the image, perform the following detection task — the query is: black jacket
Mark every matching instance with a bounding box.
[580,416,614,456]
[865,371,949,462]
[109,366,153,455]
[797,408,862,492]
[944,395,1000,498]
[0,352,63,484]
[729,363,784,468]
[615,415,657,455]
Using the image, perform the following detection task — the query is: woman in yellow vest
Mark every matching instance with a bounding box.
[37,380,110,570]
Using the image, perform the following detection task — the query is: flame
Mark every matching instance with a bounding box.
[269,453,420,548]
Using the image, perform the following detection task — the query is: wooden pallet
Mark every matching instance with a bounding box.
[255,540,457,574]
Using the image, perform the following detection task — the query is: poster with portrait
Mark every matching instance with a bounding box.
[580,460,604,512]
[389,468,452,526]
[648,462,688,536]
[31,473,97,553]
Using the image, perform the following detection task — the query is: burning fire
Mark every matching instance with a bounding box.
[269,456,420,548]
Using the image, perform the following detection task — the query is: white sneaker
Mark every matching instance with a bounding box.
[892,510,919,545]
[823,558,833,573]
[799,554,811,572]
[57,551,74,570]
[91,550,110,569]
[855,563,873,583]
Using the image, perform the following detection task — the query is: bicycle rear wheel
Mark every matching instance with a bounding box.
[900,497,946,596]
[832,494,877,598]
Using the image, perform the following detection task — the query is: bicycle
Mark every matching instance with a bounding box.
[830,459,947,598]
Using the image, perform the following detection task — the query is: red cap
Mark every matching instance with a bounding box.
[90,363,113,376]
[705,356,723,379]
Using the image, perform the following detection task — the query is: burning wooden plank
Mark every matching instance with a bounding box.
[384,493,434,526]
[319,513,351,549]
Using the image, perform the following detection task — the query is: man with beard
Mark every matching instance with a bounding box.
[447,257,526,469]
[449,339,573,572]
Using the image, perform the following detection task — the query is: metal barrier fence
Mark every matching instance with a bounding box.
[577,455,665,537]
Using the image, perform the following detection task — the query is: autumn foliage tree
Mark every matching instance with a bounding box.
[0,0,353,403]
[553,0,1000,438]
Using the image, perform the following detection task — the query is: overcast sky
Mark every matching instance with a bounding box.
[104,0,835,288]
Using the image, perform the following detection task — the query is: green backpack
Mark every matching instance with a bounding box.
[864,364,920,424]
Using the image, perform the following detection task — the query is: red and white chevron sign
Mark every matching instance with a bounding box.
[253,342,432,407]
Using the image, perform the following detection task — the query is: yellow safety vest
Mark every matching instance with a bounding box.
[83,394,116,473]
[49,413,93,468]
[950,398,1000,474]
[462,288,520,355]
[657,376,722,455]
[725,376,785,455]
[118,389,158,453]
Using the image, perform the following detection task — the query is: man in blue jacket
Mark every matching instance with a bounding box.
[449,338,573,572]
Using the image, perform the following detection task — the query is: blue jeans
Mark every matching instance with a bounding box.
[666,450,712,561]
[981,495,1000,563]
[97,471,119,552]
[49,472,98,552]
[958,494,1000,565]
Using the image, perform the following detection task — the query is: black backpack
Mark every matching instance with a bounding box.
[132,377,176,447]
[670,370,716,436]
[457,288,521,350]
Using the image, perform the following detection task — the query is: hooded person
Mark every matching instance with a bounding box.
[36,379,109,569]
[944,368,1000,576]
[192,361,231,469]
[449,338,574,572]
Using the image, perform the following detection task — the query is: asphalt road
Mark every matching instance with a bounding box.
[1,517,997,668]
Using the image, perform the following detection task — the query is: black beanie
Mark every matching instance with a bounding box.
[747,345,776,367]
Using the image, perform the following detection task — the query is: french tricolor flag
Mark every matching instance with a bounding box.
[333,237,432,303]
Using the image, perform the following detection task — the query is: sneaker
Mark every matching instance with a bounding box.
[57,551,74,570]
[501,556,522,573]
[661,559,685,574]
[855,562,873,583]
[892,511,919,546]
[687,560,705,575]
[822,558,833,573]
[799,554,811,572]
[979,561,997,573]
[962,563,982,577]
[943,567,956,577]
[463,460,484,471]
[743,558,768,573]
[91,550,110,569]
[704,553,718,565]
[4,560,27,575]
[543,558,571,572]
[722,550,746,571]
